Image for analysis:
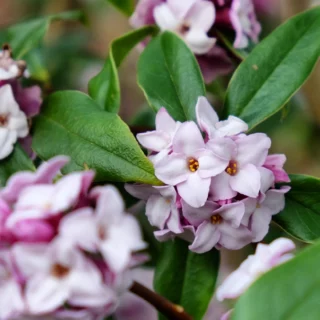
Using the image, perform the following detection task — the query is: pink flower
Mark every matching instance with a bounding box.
[0,84,28,160]
[216,237,295,301]
[125,184,182,233]
[155,121,230,207]
[137,107,180,164]
[263,154,290,183]
[59,186,146,272]
[131,0,216,55]
[209,133,271,199]
[0,155,69,204]
[7,170,94,227]
[242,186,291,242]
[0,250,25,319]
[0,45,26,81]
[183,200,251,252]
[196,96,248,140]
[13,240,115,315]
[230,0,261,48]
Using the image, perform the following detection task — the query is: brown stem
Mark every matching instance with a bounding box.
[130,281,193,320]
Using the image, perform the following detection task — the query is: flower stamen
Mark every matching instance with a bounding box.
[211,214,222,225]
[225,160,238,176]
[51,263,70,278]
[188,158,199,172]
[0,114,8,126]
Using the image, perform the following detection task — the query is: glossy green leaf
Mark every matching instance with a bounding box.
[89,26,157,113]
[0,144,35,186]
[138,31,206,122]
[32,90,161,185]
[154,239,219,320]
[106,0,134,16]
[224,7,320,130]
[6,11,86,58]
[273,174,320,243]
[232,240,320,320]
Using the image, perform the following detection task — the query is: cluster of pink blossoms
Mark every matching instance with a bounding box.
[0,45,42,160]
[0,156,146,319]
[126,97,290,253]
[130,0,261,82]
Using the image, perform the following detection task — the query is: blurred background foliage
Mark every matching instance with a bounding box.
[1,1,319,318]
[0,0,319,177]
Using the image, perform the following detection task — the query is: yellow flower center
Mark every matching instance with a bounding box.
[225,160,238,176]
[188,158,199,172]
[211,214,222,225]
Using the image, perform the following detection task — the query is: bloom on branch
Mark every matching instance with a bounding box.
[0,157,147,319]
[130,0,261,82]
[0,44,42,160]
[127,97,290,252]
[216,237,295,319]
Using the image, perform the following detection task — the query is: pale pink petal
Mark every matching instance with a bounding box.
[177,174,210,208]
[58,208,98,252]
[146,194,171,229]
[154,3,180,31]
[26,275,69,314]
[0,280,25,319]
[218,223,251,250]
[182,200,218,226]
[263,186,290,215]
[91,185,125,224]
[155,107,176,133]
[196,96,219,138]
[166,205,183,233]
[236,133,271,167]
[229,164,261,198]
[197,149,229,178]
[12,243,49,278]
[210,172,236,201]
[214,202,245,228]
[173,122,205,156]
[137,131,171,152]
[155,153,189,185]
[189,221,220,253]
[167,0,197,19]
[241,197,257,227]
[129,0,161,28]
[206,137,236,160]
[259,167,274,196]
[221,310,233,320]
[251,208,272,242]
[267,238,296,267]
[185,29,216,55]
[185,0,215,31]
[125,184,158,201]
[216,268,253,301]
[214,116,248,137]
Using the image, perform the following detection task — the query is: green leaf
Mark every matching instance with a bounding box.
[106,0,134,16]
[0,144,35,186]
[231,240,320,320]
[7,11,86,58]
[89,26,157,113]
[138,31,206,122]
[154,239,220,320]
[223,7,320,130]
[273,174,320,243]
[32,90,161,185]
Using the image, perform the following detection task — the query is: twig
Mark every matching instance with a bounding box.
[130,281,193,320]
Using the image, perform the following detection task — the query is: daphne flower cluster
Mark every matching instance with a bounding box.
[0,156,146,319]
[0,44,42,160]
[126,97,290,253]
[216,238,296,319]
[130,0,261,82]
